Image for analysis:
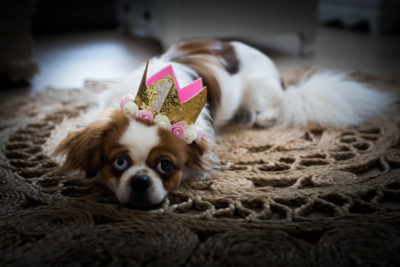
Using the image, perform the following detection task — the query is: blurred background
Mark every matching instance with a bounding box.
[1,0,400,92]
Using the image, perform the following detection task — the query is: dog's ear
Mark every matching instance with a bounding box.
[54,120,109,178]
[185,140,208,171]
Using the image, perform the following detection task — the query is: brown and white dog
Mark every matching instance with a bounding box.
[55,39,393,209]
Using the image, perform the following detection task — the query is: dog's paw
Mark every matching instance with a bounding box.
[255,111,278,128]
[232,107,257,128]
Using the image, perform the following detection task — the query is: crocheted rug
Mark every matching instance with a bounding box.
[1,70,400,266]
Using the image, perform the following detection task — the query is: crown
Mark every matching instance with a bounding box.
[119,61,207,144]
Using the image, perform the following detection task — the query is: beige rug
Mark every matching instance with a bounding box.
[1,70,400,266]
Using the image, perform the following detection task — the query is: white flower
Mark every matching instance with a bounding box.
[154,114,171,129]
[120,94,134,109]
[184,124,197,144]
[123,101,138,117]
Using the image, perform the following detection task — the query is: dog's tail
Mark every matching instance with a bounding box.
[276,71,396,128]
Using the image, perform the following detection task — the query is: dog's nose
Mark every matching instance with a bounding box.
[130,174,150,193]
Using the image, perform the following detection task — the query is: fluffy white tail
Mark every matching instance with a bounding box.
[278,72,396,128]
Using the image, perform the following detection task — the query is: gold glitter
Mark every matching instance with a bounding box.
[134,63,207,125]
[161,85,206,125]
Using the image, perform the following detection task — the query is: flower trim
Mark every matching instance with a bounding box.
[120,96,202,144]
[171,121,186,139]
[154,114,171,129]
[184,124,197,144]
[123,101,139,117]
[135,110,154,122]
[195,128,203,143]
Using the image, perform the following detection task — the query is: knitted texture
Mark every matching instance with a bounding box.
[1,70,400,266]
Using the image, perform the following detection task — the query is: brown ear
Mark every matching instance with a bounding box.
[185,140,208,171]
[54,120,109,178]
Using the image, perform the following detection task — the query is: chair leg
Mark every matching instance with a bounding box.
[298,32,315,56]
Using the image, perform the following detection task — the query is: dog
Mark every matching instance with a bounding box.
[55,39,393,209]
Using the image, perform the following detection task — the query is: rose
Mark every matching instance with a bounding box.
[135,110,154,122]
[184,125,197,144]
[171,121,186,139]
[123,101,138,117]
[195,128,203,143]
[154,114,171,129]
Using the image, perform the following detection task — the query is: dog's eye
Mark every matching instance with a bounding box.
[113,156,129,172]
[156,158,173,176]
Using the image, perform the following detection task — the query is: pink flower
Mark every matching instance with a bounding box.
[195,128,203,143]
[135,110,154,122]
[120,96,132,109]
[171,121,187,139]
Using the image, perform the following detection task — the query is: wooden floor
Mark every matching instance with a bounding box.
[31,27,400,91]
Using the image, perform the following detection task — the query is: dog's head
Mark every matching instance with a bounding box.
[55,109,206,209]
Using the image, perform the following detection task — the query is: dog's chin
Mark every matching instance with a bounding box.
[125,200,163,210]
[126,201,162,210]
[122,193,165,210]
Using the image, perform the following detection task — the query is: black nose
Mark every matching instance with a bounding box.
[130,174,150,193]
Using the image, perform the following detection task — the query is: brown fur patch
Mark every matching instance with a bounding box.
[173,39,239,74]
[281,67,316,89]
[145,128,208,191]
[185,138,208,171]
[167,39,239,117]
[146,129,187,191]
[55,109,129,178]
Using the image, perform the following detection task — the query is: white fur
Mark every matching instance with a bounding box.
[276,72,394,128]
[116,163,167,205]
[119,119,159,163]
[117,119,166,205]
[229,42,394,129]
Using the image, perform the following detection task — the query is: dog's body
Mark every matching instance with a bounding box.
[56,39,393,208]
